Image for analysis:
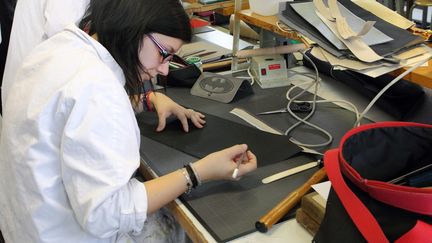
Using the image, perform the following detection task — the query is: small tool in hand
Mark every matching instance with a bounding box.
[232,152,246,179]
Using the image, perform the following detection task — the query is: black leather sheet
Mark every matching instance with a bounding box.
[139,135,317,242]
[137,112,301,166]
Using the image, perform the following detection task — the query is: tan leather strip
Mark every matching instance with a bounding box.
[313,0,383,63]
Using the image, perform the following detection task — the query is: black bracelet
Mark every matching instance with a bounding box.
[184,164,198,188]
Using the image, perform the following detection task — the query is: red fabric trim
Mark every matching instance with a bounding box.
[395,220,432,243]
[339,122,432,148]
[338,122,432,215]
[145,91,154,111]
[324,149,389,243]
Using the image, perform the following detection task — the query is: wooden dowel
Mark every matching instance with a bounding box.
[255,167,327,233]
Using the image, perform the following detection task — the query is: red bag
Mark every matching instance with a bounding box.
[315,122,432,243]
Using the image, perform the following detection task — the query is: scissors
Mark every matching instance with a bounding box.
[257,108,289,115]
[257,102,312,115]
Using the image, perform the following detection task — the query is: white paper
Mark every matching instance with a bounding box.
[312,180,331,201]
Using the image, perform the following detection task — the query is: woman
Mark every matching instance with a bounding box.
[0,0,257,242]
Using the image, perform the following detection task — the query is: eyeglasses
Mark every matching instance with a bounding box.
[147,34,174,64]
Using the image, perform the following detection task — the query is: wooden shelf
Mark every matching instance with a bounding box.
[185,0,248,16]
[235,9,304,43]
[391,59,432,89]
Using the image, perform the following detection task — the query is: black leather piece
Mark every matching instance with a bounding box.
[136,112,302,166]
[139,133,318,242]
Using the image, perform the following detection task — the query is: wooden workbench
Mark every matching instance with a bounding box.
[184,0,249,16]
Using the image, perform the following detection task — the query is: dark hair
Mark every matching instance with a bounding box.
[79,0,191,96]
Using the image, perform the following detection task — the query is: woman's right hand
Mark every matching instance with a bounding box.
[192,144,257,183]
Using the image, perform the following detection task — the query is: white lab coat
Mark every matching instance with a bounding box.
[0,25,148,243]
[1,0,90,107]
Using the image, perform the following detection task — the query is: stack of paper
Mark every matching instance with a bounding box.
[277,0,431,78]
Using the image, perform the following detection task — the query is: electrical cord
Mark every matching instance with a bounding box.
[227,46,429,149]
[285,51,431,148]
[232,58,255,86]
[246,64,255,86]
[354,55,432,127]
[220,61,256,86]
[283,51,334,148]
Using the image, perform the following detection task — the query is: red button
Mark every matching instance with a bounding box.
[261,68,267,75]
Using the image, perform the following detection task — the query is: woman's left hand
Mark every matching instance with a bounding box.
[149,92,206,132]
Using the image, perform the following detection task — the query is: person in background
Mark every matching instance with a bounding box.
[1,0,90,111]
[0,0,17,115]
[0,0,257,242]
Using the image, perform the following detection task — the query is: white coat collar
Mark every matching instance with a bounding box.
[64,24,126,86]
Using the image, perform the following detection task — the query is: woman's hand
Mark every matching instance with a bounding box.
[192,144,257,182]
[149,92,206,132]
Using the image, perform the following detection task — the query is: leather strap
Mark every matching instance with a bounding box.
[395,220,432,243]
[324,149,389,243]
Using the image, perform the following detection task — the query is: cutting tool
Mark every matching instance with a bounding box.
[257,102,312,115]
[257,108,289,115]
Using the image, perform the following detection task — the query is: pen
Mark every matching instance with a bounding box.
[232,152,246,179]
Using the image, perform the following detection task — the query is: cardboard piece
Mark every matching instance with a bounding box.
[352,0,415,30]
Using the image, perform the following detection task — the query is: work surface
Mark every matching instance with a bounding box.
[137,66,432,242]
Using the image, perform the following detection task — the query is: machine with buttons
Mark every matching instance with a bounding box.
[250,54,290,88]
